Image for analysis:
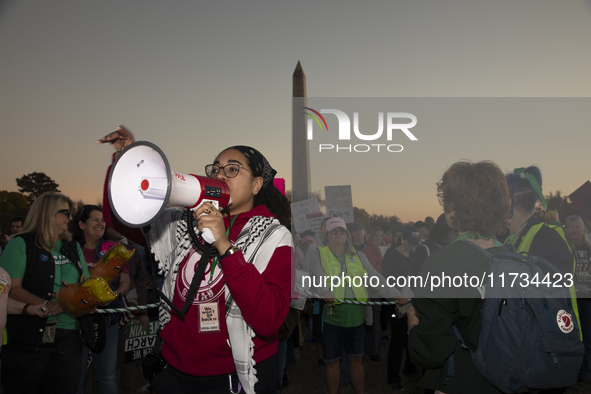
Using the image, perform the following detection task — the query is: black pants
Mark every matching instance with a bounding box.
[152,355,277,394]
[387,315,417,384]
[1,329,82,394]
[381,304,395,332]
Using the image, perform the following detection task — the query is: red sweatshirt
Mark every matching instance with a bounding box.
[104,166,292,375]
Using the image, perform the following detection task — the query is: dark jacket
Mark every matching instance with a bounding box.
[408,241,504,394]
[6,233,83,353]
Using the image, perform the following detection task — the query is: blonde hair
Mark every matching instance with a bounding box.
[20,192,73,252]
[565,216,591,250]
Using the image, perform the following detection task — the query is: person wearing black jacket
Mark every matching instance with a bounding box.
[0,193,90,394]
[408,161,510,394]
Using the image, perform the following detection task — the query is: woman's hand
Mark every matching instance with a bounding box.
[45,300,64,317]
[96,125,134,156]
[27,304,50,318]
[322,291,336,306]
[193,203,231,253]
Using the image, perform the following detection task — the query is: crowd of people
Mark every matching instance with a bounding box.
[0,126,589,394]
[293,163,591,394]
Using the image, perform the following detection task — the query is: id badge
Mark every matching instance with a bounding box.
[199,302,220,333]
[42,321,57,344]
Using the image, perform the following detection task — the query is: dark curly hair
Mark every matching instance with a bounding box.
[253,185,291,228]
[71,204,103,246]
[437,161,510,238]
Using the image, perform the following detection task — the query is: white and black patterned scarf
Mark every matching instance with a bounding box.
[150,209,291,394]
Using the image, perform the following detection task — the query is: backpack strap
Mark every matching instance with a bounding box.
[445,353,455,386]
[452,325,467,346]
[423,244,431,258]
[463,240,493,258]
[445,325,473,386]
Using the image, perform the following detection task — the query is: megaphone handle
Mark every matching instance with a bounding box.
[201,227,215,244]
[194,201,219,244]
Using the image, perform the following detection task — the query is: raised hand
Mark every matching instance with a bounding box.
[96,125,134,154]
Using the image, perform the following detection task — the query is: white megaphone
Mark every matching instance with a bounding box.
[108,141,232,243]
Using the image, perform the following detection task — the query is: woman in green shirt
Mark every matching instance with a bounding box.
[0,192,89,394]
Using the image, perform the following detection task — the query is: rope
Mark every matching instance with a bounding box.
[295,286,408,306]
[95,302,159,313]
[94,287,408,313]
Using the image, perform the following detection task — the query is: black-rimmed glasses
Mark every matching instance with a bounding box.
[330,229,346,235]
[205,164,253,179]
[437,193,444,206]
[57,209,71,217]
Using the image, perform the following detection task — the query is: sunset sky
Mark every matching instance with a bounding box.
[1,1,590,222]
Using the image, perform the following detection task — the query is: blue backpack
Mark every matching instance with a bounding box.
[450,243,584,393]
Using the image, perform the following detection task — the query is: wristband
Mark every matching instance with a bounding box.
[22,304,31,316]
[220,246,240,260]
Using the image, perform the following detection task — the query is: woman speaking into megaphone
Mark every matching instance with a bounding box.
[98,126,293,394]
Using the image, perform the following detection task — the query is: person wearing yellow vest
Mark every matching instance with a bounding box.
[307,217,405,394]
[504,166,580,393]
[564,215,591,384]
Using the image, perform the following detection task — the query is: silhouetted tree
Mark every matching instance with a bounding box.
[16,172,60,203]
[285,190,326,208]
[367,213,404,233]
[535,190,582,224]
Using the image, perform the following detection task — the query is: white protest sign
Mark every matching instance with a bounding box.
[325,185,354,223]
[291,198,321,233]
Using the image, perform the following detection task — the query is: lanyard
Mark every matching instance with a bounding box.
[504,218,529,247]
[209,214,239,283]
[451,232,503,247]
[339,253,346,276]
[329,249,347,276]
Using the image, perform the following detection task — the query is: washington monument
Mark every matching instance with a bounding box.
[291,61,311,203]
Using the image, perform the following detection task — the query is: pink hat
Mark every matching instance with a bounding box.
[326,217,347,233]
[300,235,316,244]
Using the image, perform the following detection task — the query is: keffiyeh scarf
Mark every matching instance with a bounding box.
[150,209,291,394]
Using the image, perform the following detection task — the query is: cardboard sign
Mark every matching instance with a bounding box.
[325,185,354,223]
[305,211,324,240]
[124,320,160,363]
[291,198,321,233]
